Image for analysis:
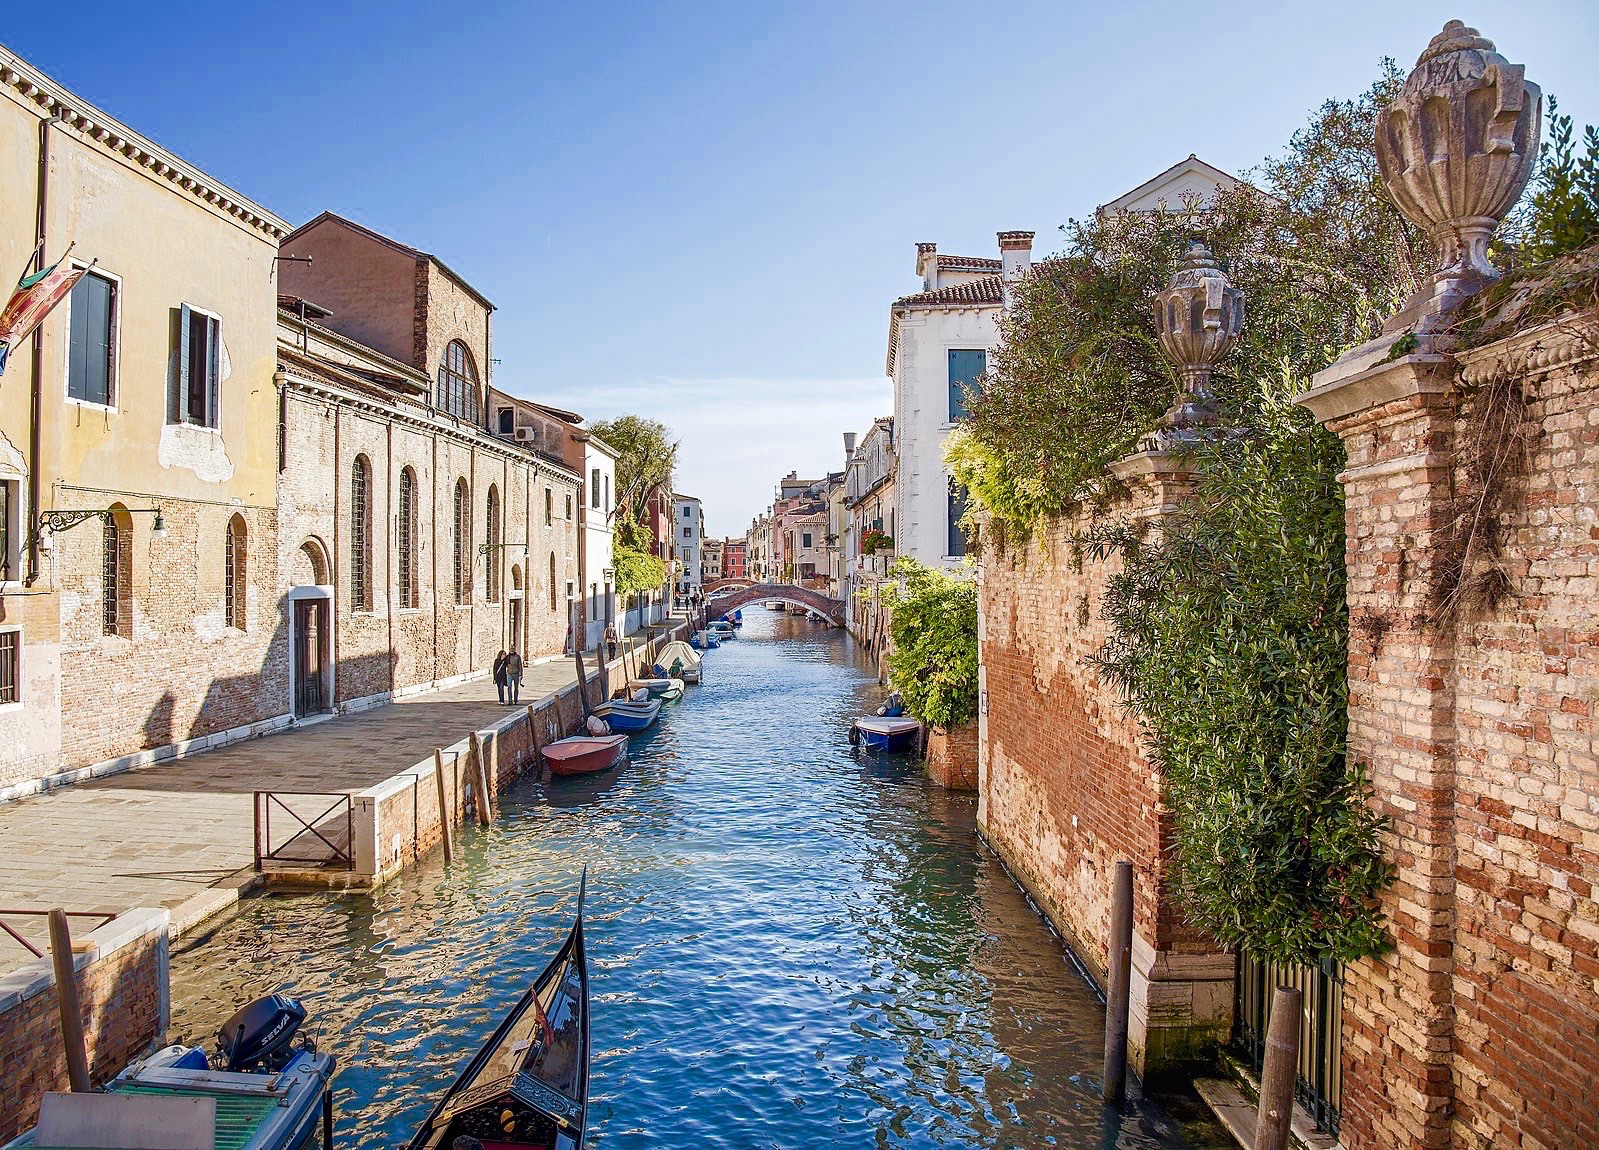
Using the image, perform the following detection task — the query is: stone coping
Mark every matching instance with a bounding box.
[0,908,169,1014]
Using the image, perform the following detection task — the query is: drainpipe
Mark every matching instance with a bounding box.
[25,109,58,586]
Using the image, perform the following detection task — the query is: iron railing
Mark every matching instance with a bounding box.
[0,908,116,958]
[253,791,354,871]
[1234,952,1344,1136]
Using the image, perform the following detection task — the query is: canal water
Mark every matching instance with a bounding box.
[170,609,1227,1149]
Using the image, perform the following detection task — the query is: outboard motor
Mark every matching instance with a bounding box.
[216,993,308,1073]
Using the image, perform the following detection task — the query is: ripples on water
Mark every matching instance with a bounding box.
[170,610,1225,1149]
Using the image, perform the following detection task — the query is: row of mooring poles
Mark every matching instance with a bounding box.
[1099,861,1301,1150]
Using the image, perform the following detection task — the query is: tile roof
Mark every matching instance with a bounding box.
[937,254,1002,272]
[894,273,1003,308]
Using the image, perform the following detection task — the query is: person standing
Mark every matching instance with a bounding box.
[605,623,619,661]
[492,649,509,704]
[505,648,524,703]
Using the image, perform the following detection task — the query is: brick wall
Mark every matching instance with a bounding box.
[0,909,169,1143]
[977,459,1232,1074]
[1301,320,1599,1150]
[925,723,977,790]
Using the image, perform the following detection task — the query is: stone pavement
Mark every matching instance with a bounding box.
[0,660,580,973]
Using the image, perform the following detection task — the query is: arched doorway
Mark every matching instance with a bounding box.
[289,537,333,720]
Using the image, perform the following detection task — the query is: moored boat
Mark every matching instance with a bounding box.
[849,716,922,753]
[542,733,628,777]
[690,629,720,650]
[592,697,662,731]
[708,620,735,639]
[408,875,591,1150]
[628,676,685,698]
[653,640,702,683]
[6,994,334,1150]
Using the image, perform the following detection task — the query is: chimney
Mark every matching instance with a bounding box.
[843,431,857,459]
[998,231,1034,308]
[916,242,938,290]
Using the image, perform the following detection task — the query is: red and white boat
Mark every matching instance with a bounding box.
[542,734,628,777]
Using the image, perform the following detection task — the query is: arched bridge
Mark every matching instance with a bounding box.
[705,582,845,627]
[702,578,756,594]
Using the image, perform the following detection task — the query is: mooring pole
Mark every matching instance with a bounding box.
[432,749,454,863]
[469,732,492,826]
[48,908,91,1092]
[1102,860,1134,1103]
[1254,985,1302,1150]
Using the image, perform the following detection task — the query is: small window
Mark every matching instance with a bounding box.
[225,515,247,630]
[802,532,812,548]
[102,508,132,637]
[498,408,514,435]
[591,469,601,510]
[683,526,691,539]
[351,456,372,611]
[948,349,987,422]
[0,478,17,583]
[603,475,610,514]
[565,494,573,521]
[67,268,118,408]
[549,552,558,612]
[486,485,502,603]
[0,629,18,705]
[171,304,221,428]
[683,506,691,519]
[544,486,553,527]
[949,479,970,557]
[397,468,418,608]
[452,478,470,605]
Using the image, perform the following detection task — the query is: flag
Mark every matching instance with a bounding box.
[0,253,87,377]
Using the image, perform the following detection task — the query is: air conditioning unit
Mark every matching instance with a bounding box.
[514,426,535,443]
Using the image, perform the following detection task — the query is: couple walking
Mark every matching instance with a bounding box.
[493,648,524,704]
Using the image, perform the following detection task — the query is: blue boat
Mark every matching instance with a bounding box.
[690,629,720,650]
[6,994,334,1150]
[593,697,662,732]
[849,716,922,753]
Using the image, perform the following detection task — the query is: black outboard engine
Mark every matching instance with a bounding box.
[216,993,308,1073]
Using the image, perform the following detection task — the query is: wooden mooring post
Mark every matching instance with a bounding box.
[433,748,454,863]
[469,732,492,827]
[48,908,91,1092]
[1102,860,1134,1103]
[1254,985,1302,1150]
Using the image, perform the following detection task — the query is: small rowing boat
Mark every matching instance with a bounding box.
[542,734,628,776]
[407,874,591,1150]
[849,716,922,753]
[592,697,662,732]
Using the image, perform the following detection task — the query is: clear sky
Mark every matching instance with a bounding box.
[6,2,1595,536]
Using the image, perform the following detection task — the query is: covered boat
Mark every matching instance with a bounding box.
[6,994,334,1150]
[542,734,627,777]
[689,629,720,650]
[408,876,591,1150]
[708,620,735,639]
[592,697,661,732]
[627,676,685,699]
[849,716,922,753]
[653,640,701,683]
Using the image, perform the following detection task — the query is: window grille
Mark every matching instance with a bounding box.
[398,469,417,608]
[0,631,17,704]
[437,340,480,422]
[453,480,470,604]
[486,486,501,602]
[225,516,247,630]
[351,457,372,610]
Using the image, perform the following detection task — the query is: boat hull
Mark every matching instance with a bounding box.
[593,699,661,731]
[542,734,628,776]
[852,717,922,753]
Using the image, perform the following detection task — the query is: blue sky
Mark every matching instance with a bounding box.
[6,2,1595,535]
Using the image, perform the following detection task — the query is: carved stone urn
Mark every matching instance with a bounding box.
[1148,242,1243,445]
[1376,20,1541,331]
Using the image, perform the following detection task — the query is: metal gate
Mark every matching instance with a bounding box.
[1234,952,1344,1136]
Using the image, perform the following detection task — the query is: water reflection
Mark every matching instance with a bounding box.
[170,610,1224,1149]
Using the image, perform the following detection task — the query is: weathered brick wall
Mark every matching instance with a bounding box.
[1305,322,1599,1150]
[0,909,169,1143]
[977,465,1230,1073]
[925,723,977,790]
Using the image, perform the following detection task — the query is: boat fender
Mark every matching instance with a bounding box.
[847,722,861,747]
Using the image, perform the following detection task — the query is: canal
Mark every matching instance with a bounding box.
[170,608,1227,1149]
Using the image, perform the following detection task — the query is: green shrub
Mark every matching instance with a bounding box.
[882,559,978,730]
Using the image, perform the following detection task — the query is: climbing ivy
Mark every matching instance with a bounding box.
[882,559,979,731]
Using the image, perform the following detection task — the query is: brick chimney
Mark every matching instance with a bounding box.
[916,242,938,290]
[998,231,1034,308]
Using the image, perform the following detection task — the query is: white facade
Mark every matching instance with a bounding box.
[673,494,704,592]
[581,436,618,649]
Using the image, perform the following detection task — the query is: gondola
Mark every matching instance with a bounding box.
[408,873,591,1150]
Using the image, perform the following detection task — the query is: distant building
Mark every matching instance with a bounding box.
[1096,154,1244,216]
[701,537,723,582]
[745,513,772,582]
[673,494,704,592]
[722,538,747,580]
[843,418,896,648]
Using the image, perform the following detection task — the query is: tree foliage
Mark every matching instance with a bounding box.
[882,560,978,731]
[614,544,668,597]
[1512,96,1599,264]
[589,415,679,551]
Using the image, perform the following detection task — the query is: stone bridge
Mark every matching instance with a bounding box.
[704,582,845,627]
[702,578,755,594]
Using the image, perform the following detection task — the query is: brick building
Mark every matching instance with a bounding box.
[275,216,581,713]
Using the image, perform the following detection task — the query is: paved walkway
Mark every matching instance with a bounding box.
[0,660,581,973]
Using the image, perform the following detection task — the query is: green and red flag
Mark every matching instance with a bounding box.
[0,250,86,376]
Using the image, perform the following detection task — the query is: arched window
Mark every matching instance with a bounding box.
[549,552,557,612]
[397,467,418,609]
[437,340,480,422]
[351,455,372,611]
[453,478,470,605]
[102,505,132,637]
[485,484,502,602]
[225,514,247,630]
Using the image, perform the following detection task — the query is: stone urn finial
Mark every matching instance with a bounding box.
[1150,242,1243,441]
[1376,20,1541,329]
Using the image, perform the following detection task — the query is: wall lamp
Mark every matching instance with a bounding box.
[32,506,166,550]
[479,541,528,559]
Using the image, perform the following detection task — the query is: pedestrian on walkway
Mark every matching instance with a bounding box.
[605,623,619,661]
[505,648,524,703]
[492,650,509,704]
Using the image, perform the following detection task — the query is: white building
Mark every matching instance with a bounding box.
[1097,153,1244,216]
[673,493,704,593]
[578,432,618,650]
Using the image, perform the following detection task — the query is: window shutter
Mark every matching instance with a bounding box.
[207,316,221,428]
[173,304,191,423]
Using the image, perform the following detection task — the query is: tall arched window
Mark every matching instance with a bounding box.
[397,467,417,609]
[549,552,558,612]
[225,514,247,630]
[453,478,470,605]
[351,455,372,610]
[485,485,502,602]
[437,340,480,422]
[102,505,132,637]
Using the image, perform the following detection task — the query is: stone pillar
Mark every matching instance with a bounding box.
[1297,352,1458,1150]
